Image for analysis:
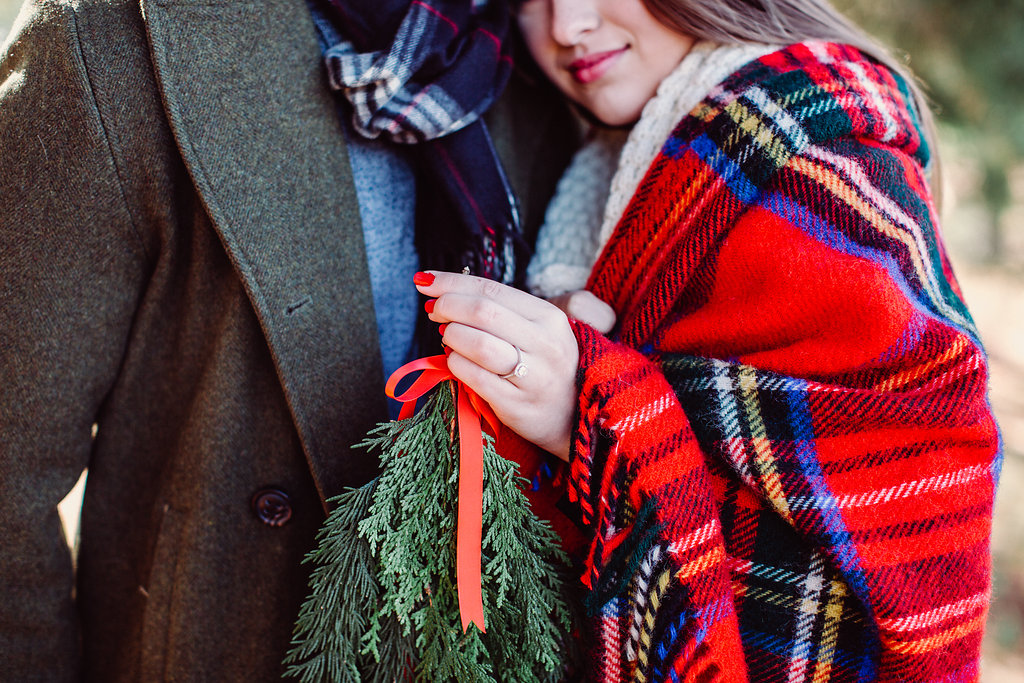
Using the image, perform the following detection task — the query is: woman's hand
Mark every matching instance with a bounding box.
[415,271,580,461]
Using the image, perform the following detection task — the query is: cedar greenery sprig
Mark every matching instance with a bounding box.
[284,383,576,682]
[281,480,415,683]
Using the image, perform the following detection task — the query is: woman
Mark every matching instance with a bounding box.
[414,0,1001,680]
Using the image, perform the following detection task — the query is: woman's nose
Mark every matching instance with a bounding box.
[549,0,600,46]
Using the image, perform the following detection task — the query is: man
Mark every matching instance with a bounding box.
[0,0,576,679]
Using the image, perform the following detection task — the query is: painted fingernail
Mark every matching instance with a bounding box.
[413,271,435,287]
[424,299,435,314]
[444,346,453,357]
[438,323,448,336]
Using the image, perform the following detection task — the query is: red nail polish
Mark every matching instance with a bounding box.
[438,323,448,336]
[413,271,435,286]
[424,299,435,314]
[444,346,453,357]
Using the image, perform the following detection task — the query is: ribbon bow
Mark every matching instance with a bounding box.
[385,355,499,632]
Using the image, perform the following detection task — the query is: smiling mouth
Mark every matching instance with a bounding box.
[567,47,628,84]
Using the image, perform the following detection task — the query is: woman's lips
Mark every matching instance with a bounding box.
[567,47,628,84]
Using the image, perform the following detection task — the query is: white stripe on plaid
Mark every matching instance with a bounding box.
[788,552,827,683]
[325,2,481,143]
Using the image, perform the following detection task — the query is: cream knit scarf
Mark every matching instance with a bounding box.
[527,41,778,298]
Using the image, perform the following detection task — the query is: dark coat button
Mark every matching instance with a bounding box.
[250,487,292,527]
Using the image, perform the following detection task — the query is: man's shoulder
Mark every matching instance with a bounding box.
[3,0,146,63]
[17,0,142,29]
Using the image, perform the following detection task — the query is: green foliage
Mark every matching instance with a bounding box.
[285,383,575,682]
[282,481,415,683]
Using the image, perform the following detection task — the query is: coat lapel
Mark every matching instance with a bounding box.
[141,0,386,504]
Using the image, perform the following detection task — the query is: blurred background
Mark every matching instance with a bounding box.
[2,0,1022,679]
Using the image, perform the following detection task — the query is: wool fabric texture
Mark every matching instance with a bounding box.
[318,0,523,283]
[528,42,1000,682]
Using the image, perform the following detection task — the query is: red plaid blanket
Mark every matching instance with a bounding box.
[543,42,1000,682]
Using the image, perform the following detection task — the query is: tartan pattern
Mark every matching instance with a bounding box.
[556,42,1001,682]
[323,0,511,143]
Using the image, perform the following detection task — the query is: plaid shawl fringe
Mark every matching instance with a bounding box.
[558,42,1001,683]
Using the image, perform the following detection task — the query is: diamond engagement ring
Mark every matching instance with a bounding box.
[498,344,528,380]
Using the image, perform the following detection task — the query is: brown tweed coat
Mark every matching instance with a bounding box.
[0,1,576,679]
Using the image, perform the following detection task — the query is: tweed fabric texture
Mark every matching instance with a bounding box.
[0,0,578,679]
[550,42,1000,682]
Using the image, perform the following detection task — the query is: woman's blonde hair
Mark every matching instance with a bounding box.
[642,0,942,196]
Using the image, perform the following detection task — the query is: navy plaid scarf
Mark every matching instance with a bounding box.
[313,0,523,285]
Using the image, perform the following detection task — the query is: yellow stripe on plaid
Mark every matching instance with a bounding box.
[732,582,803,613]
[788,155,964,330]
[739,367,794,524]
[675,545,726,583]
[873,336,970,392]
[811,578,849,683]
[692,100,721,123]
[724,99,794,168]
[633,568,674,683]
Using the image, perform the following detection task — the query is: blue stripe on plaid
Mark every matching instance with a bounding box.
[738,626,871,678]
[668,355,889,681]
[653,595,734,682]
[695,358,872,598]
[759,190,895,268]
[782,379,867,590]
[688,134,760,203]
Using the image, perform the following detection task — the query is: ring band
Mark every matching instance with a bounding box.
[498,344,528,380]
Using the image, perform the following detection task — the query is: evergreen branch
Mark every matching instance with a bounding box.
[284,483,398,681]
[285,382,577,682]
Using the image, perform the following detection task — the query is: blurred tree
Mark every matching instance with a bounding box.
[838,0,1024,261]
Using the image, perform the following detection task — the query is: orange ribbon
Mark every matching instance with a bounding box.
[385,355,498,632]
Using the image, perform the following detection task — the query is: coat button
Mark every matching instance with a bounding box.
[250,487,292,527]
